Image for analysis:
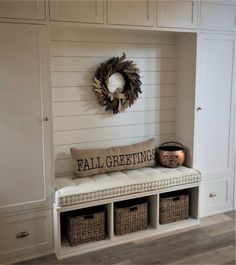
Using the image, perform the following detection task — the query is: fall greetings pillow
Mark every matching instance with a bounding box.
[70,138,156,178]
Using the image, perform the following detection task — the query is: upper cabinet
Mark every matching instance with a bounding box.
[0,0,46,20]
[49,0,104,24]
[200,1,236,31]
[157,1,199,29]
[107,0,155,27]
[1,0,235,32]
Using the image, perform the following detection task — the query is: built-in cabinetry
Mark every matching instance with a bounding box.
[0,0,46,20]
[1,1,235,32]
[0,23,53,264]
[193,33,235,216]
[49,0,104,24]
[107,0,155,27]
[157,1,198,29]
[194,34,235,179]
[0,210,52,263]
[200,1,236,31]
[0,0,235,263]
[54,185,199,259]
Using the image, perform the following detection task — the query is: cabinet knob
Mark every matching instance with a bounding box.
[209,192,217,198]
[43,116,49,122]
[196,107,202,111]
[16,231,29,239]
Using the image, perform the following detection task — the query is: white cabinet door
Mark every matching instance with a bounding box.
[0,24,52,214]
[107,0,155,27]
[50,0,104,24]
[0,0,45,20]
[194,34,235,179]
[200,1,236,31]
[157,1,198,29]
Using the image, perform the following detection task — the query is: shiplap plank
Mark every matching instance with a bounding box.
[53,97,175,116]
[53,122,175,146]
[51,42,176,58]
[51,29,178,176]
[55,159,74,175]
[51,28,177,45]
[54,134,175,160]
[52,84,176,102]
[52,86,96,102]
[51,71,176,87]
[53,110,175,131]
[51,57,176,72]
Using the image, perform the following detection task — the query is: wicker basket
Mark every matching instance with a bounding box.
[114,199,148,235]
[67,207,107,246]
[160,193,189,224]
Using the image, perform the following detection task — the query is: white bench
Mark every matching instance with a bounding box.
[54,166,201,259]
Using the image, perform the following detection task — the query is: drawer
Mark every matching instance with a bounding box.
[0,210,52,263]
[200,178,231,216]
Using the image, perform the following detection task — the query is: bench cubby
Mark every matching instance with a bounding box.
[114,197,148,236]
[61,205,108,247]
[159,187,199,226]
[54,183,200,259]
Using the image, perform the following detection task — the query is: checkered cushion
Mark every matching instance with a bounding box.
[55,166,201,206]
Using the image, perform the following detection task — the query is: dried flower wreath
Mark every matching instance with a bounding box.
[93,53,142,114]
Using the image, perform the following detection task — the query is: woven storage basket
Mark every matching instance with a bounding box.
[67,207,107,246]
[160,193,189,224]
[114,199,148,235]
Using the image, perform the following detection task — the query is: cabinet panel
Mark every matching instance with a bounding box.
[0,24,51,212]
[194,34,234,178]
[157,1,198,29]
[200,1,236,31]
[49,0,104,24]
[0,0,45,20]
[107,0,155,27]
[0,210,52,263]
[200,177,231,216]
[201,180,228,207]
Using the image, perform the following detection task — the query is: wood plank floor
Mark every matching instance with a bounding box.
[17,211,235,265]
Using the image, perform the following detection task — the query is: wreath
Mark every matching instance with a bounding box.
[93,53,142,114]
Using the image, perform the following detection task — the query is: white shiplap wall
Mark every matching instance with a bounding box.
[50,28,177,177]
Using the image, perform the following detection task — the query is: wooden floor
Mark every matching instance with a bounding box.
[18,211,235,265]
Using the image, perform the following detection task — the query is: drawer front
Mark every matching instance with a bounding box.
[0,210,52,262]
[200,178,231,216]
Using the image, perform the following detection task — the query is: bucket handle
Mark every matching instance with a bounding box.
[158,141,186,150]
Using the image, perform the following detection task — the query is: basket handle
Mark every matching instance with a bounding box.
[158,141,186,149]
[83,214,94,220]
[129,206,138,212]
[173,196,180,201]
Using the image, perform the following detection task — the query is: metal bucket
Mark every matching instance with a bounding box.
[157,142,186,168]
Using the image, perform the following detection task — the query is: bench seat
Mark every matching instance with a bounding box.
[55,166,200,207]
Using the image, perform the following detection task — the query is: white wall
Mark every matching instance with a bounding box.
[50,28,177,177]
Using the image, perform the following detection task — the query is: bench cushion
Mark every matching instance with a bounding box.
[55,166,201,207]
